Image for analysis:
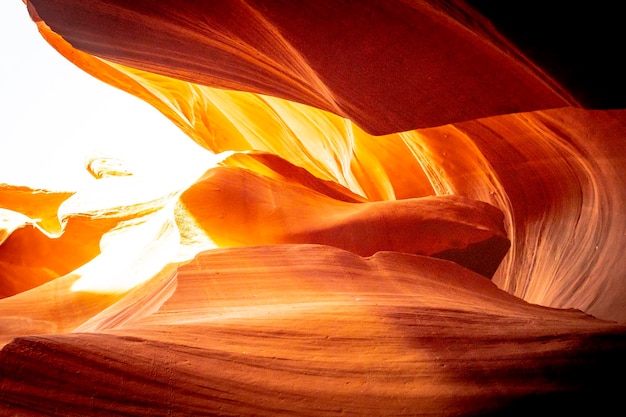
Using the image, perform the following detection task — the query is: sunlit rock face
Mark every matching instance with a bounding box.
[1,1,626,415]
[2,245,625,416]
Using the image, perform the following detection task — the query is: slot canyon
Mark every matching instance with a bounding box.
[1,1,625,415]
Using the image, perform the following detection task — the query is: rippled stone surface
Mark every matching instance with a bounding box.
[1,1,625,415]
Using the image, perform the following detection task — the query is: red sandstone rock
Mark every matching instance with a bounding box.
[1,1,625,415]
[2,245,625,416]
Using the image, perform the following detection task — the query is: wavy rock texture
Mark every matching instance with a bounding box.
[1,1,626,416]
[2,245,626,416]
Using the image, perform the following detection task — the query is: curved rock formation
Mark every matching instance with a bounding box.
[180,164,510,277]
[1,1,626,415]
[26,0,580,135]
[2,245,625,415]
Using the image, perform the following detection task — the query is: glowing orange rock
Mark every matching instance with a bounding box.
[180,164,510,277]
[26,0,578,135]
[1,1,626,415]
[1,245,625,415]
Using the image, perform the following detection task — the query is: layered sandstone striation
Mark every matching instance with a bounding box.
[1,1,625,415]
[2,245,625,416]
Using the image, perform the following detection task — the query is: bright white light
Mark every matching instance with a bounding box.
[0,2,221,294]
[0,1,212,191]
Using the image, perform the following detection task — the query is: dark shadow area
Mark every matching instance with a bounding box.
[468,1,626,109]
[389,305,626,416]
[432,235,511,279]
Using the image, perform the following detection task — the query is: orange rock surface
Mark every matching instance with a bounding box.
[1,1,625,415]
